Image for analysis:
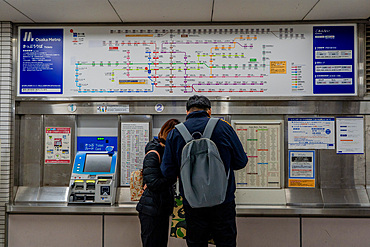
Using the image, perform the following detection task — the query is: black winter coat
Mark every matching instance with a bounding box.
[136,138,175,216]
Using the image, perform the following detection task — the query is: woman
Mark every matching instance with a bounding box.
[136,119,180,247]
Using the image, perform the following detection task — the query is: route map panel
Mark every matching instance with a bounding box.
[18,24,357,97]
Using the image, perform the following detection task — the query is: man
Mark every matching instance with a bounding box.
[161,95,248,247]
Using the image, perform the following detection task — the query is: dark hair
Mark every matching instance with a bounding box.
[186,95,211,111]
[158,119,180,143]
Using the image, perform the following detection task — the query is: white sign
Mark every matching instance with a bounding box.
[121,122,149,185]
[97,105,129,113]
[289,151,315,178]
[288,118,335,149]
[336,117,364,154]
[17,24,357,98]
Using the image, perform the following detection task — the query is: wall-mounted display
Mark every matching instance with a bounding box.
[17,24,357,98]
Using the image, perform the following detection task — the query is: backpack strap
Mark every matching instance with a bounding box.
[202,118,219,139]
[175,123,193,143]
[145,149,161,163]
[203,118,230,179]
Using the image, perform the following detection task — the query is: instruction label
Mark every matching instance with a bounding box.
[336,117,364,154]
[44,127,71,164]
[288,118,335,149]
[288,150,315,188]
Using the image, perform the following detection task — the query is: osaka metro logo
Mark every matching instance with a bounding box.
[22,31,61,42]
[23,32,34,42]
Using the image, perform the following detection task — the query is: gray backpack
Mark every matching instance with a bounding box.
[176,118,229,208]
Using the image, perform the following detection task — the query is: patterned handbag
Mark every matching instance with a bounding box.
[170,183,215,245]
[170,194,187,239]
[130,169,144,201]
[130,149,160,201]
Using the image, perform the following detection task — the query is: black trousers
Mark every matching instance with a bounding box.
[183,200,237,247]
[138,212,170,247]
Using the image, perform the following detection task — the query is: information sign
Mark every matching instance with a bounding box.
[313,26,355,94]
[288,118,335,149]
[44,127,71,164]
[336,117,364,154]
[288,150,315,188]
[19,29,63,94]
[18,24,357,98]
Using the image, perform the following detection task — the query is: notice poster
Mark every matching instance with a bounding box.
[121,122,149,185]
[44,127,71,164]
[288,118,335,149]
[336,117,364,154]
[234,123,281,188]
[288,150,315,188]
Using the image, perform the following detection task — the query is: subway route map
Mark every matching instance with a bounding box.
[18,25,357,97]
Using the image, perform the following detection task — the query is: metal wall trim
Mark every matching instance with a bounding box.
[7,203,370,217]
[15,100,370,115]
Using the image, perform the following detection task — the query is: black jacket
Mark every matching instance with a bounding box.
[136,138,175,216]
[161,111,248,206]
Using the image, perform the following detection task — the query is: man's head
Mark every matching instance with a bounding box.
[186,95,212,116]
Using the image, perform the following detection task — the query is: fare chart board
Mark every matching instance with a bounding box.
[120,122,149,186]
[234,122,282,188]
[18,24,357,97]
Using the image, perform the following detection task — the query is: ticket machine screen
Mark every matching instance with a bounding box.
[84,154,112,172]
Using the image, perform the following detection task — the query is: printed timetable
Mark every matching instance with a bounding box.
[234,121,282,188]
[120,122,149,185]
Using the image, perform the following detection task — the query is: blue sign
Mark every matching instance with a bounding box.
[77,137,118,152]
[313,26,355,95]
[19,29,64,94]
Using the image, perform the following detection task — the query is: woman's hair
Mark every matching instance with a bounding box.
[158,118,180,143]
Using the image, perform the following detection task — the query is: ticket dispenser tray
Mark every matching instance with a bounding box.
[68,151,117,205]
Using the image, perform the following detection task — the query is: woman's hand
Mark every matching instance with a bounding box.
[143,184,147,190]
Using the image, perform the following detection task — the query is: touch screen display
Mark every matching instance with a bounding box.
[84,154,112,172]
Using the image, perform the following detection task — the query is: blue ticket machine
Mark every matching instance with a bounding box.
[68,150,118,205]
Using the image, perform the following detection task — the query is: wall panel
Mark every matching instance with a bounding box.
[0,21,12,247]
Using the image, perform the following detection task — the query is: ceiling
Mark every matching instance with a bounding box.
[0,0,369,23]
